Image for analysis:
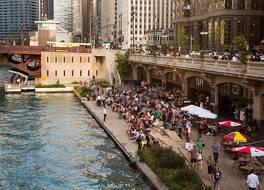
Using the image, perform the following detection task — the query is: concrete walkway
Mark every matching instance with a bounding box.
[150,125,264,190]
[82,100,263,190]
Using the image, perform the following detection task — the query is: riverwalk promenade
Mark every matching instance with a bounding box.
[79,98,263,190]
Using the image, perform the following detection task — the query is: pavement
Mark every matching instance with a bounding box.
[83,100,263,190]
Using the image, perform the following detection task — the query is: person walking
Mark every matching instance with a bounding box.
[212,141,221,165]
[246,169,260,190]
[207,155,215,180]
[213,167,222,190]
[103,106,107,122]
[190,145,198,169]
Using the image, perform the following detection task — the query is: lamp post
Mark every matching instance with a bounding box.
[200,31,208,50]
[131,6,135,54]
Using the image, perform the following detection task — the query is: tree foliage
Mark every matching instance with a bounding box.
[231,35,247,52]
[178,27,188,51]
[115,49,132,80]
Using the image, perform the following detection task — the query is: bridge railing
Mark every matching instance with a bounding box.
[129,55,264,79]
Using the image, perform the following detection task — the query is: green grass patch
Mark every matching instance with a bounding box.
[74,85,94,97]
[97,80,110,88]
[35,84,65,88]
[140,146,209,190]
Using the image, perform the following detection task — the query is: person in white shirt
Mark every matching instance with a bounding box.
[246,169,260,190]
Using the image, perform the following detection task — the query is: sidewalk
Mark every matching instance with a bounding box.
[150,126,264,190]
[83,100,262,190]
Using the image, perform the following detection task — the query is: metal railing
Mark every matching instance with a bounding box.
[129,55,264,79]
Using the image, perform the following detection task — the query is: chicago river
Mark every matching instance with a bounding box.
[0,66,149,189]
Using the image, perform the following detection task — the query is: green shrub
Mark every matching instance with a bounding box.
[79,88,92,97]
[97,80,110,88]
[140,146,207,190]
[35,84,65,88]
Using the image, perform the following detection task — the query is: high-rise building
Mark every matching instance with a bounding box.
[73,0,83,41]
[0,0,39,42]
[54,0,73,35]
[174,0,264,51]
[100,0,117,43]
[82,0,94,42]
[117,0,175,49]
[94,0,102,43]
[40,0,54,20]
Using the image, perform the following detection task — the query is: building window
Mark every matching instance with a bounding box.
[238,0,245,9]
[80,57,82,63]
[80,70,82,76]
[88,57,90,63]
[55,70,57,77]
[63,57,66,63]
[63,70,66,77]
[96,70,98,76]
[72,70,74,76]
[225,0,232,9]
[72,57,74,63]
[88,70,90,76]
[55,57,57,63]
[47,57,49,63]
[46,70,49,77]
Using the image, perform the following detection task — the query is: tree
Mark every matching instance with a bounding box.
[115,49,132,80]
[231,35,247,52]
[214,21,225,51]
[146,44,160,56]
[178,27,188,52]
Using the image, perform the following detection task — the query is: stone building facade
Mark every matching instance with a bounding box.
[38,52,107,85]
[173,0,264,51]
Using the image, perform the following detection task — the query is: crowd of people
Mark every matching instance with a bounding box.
[91,84,260,190]
[179,49,264,63]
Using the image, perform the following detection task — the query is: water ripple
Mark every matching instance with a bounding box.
[0,66,149,190]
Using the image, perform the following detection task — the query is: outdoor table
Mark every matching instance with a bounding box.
[207,125,217,135]
[240,165,264,172]
[239,157,251,167]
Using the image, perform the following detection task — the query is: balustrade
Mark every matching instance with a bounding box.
[129,55,264,79]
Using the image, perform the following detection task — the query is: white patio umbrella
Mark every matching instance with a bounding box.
[181,105,217,119]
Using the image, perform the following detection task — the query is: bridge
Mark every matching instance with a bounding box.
[0,45,90,77]
[129,55,264,130]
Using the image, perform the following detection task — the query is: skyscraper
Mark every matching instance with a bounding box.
[174,0,264,50]
[100,0,117,43]
[40,0,54,20]
[117,0,175,49]
[82,0,94,42]
[0,0,39,42]
[54,0,73,34]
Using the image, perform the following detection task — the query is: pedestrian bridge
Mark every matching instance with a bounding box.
[129,55,264,130]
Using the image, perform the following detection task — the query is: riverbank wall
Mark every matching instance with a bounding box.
[73,91,168,190]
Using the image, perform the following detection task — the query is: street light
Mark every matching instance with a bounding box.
[200,31,208,50]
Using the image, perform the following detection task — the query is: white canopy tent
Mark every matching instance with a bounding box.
[181,105,217,119]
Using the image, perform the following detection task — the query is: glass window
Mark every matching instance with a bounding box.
[225,0,232,9]
[238,0,245,9]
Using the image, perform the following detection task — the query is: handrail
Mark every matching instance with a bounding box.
[129,55,264,79]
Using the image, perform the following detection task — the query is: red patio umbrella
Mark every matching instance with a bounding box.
[235,146,264,157]
[218,120,241,127]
